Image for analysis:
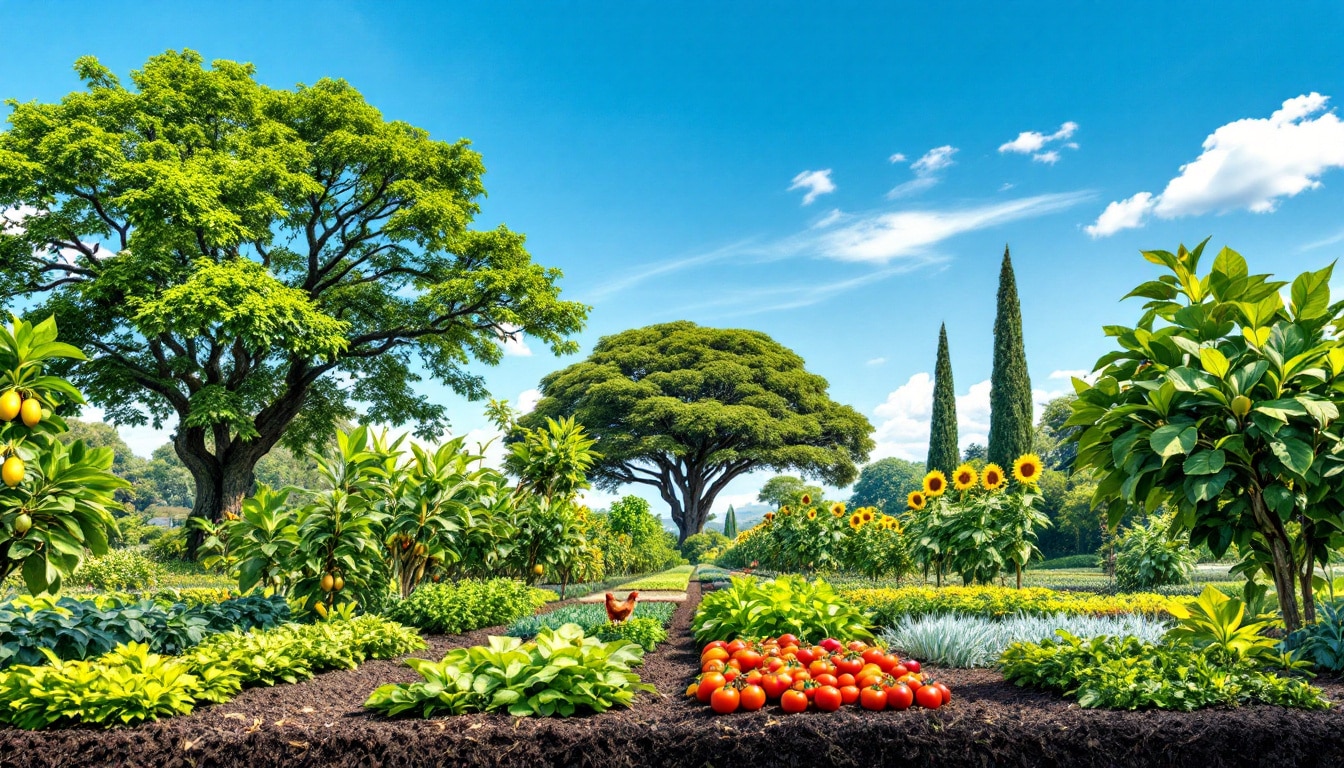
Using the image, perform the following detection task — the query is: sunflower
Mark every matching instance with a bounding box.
[830,501,846,517]
[982,463,1007,491]
[849,512,864,530]
[907,490,927,511]
[800,493,812,506]
[860,507,875,523]
[806,508,817,521]
[781,506,793,517]
[923,470,948,497]
[1013,453,1044,485]
[953,463,978,491]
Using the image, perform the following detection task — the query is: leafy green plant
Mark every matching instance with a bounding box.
[68,549,164,591]
[846,585,1179,625]
[1165,585,1279,664]
[618,565,694,591]
[692,575,874,643]
[505,601,675,639]
[594,617,668,651]
[1284,599,1344,672]
[365,623,652,718]
[385,578,548,635]
[999,631,1326,710]
[1036,554,1102,570]
[1114,513,1195,591]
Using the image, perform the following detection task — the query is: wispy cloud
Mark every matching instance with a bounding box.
[999,121,1080,163]
[866,357,887,366]
[1301,228,1344,252]
[582,240,756,301]
[789,169,837,205]
[888,146,958,199]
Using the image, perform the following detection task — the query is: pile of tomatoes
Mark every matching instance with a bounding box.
[687,634,952,715]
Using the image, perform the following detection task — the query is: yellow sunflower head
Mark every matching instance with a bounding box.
[806,508,817,520]
[849,512,863,530]
[781,506,792,517]
[830,501,846,517]
[953,463,978,491]
[1013,454,1044,485]
[907,490,927,511]
[860,507,875,522]
[982,463,1007,491]
[800,493,812,506]
[923,470,948,497]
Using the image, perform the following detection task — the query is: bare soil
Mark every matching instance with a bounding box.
[3,581,1344,767]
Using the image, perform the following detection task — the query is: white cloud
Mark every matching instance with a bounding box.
[583,240,753,302]
[888,146,958,199]
[999,121,1080,159]
[999,182,1015,192]
[888,152,907,163]
[1084,192,1156,238]
[1048,369,1091,382]
[1088,93,1344,237]
[789,169,837,205]
[495,323,532,357]
[866,357,887,366]
[516,388,542,414]
[815,191,1091,264]
[1302,228,1344,252]
[814,208,844,228]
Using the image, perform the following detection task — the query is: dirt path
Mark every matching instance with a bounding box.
[4,581,1344,767]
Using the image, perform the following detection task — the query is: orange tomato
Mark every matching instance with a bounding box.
[711,685,740,714]
[697,673,726,703]
[780,689,808,713]
[740,683,767,711]
[701,647,729,664]
[839,684,861,705]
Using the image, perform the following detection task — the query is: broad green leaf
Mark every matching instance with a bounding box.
[1269,437,1313,475]
[1198,347,1230,379]
[1183,450,1226,476]
[1150,424,1198,458]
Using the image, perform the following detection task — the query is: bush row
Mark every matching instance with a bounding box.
[385,578,551,635]
[844,585,1178,626]
[617,564,695,591]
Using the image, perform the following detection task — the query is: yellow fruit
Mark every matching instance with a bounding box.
[14,513,31,535]
[1231,395,1252,417]
[533,564,545,576]
[333,575,345,591]
[321,573,335,592]
[414,543,427,557]
[314,602,328,618]
[19,398,41,428]
[1,456,24,488]
[0,391,19,422]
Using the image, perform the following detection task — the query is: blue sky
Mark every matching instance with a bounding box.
[3,1,1343,520]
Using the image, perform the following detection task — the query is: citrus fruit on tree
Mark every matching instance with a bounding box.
[19,398,41,428]
[1,456,24,488]
[0,391,19,422]
[14,513,31,534]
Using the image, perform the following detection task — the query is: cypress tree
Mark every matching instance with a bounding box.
[723,504,737,539]
[988,246,1034,468]
[926,323,960,478]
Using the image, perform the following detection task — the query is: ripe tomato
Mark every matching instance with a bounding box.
[808,659,833,677]
[836,673,856,688]
[814,685,842,712]
[904,659,922,674]
[877,654,900,674]
[897,673,922,688]
[790,669,812,684]
[885,682,914,710]
[860,685,888,711]
[859,663,883,680]
[813,673,838,688]
[711,685,741,714]
[777,633,801,648]
[889,661,909,678]
[933,682,952,705]
[834,653,864,676]
[794,647,817,666]
[702,659,726,673]
[726,639,748,654]
[697,673,726,703]
[723,668,739,683]
[734,649,763,671]
[740,684,767,712]
[847,640,868,652]
[780,689,808,714]
[856,673,882,690]
[727,658,742,671]
[839,684,861,705]
[685,683,698,697]
[761,673,789,699]
[703,641,728,653]
[861,648,886,667]
[796,680,821,700]
[744,670,763,686]
[915,684,943,710]
[764,658,785,673]
[701,647,729,664]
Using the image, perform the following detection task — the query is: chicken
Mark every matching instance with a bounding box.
[605,591,639,623]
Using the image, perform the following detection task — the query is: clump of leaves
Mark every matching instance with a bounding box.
[385,578,550,635]
[1165,585,1279,665]
[594,617,668,651]
[1113,513,1195,592]
[506,601,675,640]
[692,575,874,643]
[365,623,652,718]
[1285,599,1344,672]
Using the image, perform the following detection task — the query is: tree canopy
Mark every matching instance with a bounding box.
[848,457,925,514]
[756,475,824,510]
[988,247,1034,468]
[0,51,587,546]
[519,322,873,541]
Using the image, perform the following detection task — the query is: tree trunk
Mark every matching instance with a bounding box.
[1300,551,1317,626]
[184,456,258,557]
[1249,489,1301,633]
[1016,563,1022,590]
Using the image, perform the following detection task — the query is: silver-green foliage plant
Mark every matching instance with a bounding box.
[1113,513,1195,592]
[365,623,652,718]
[882,612,1171,668]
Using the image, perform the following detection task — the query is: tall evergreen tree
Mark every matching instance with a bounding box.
[926,323,960,478]
[988,246,1034,468]
[723,505,738,539]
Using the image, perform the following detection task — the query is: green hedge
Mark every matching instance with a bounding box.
[385,578,550,635]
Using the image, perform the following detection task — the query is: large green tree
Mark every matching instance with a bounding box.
[848,457,925,513]
[756,475,824,510]
[927,323,959,478]
[519,322,873,541]
[0,51,587,550]
[988,246,1034,468]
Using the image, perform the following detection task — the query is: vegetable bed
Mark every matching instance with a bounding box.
[5,582,1344,768]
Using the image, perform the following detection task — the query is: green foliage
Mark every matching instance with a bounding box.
[722,504,738,539]
[0,50,587,532]
[692,575,875,643]
[1114,513,1195,591]
[717,502,909,579]
[596,496,681,576]
[682,531,730,565]
[505,601,676,640]
[618,565,695,591]
[1068,241,1344,632]
[1035,395,1080,471]
[594,617,668,651]
[988,248,1035,468]
[1165,585,1279,665]
[757,476,825,510]
[365,623,652,718]
[928,323,960,478]
[385,578,548,635]
[999,631,1326,710]
[519,322,874,541]
[848,457,925,515]
[906,475,1049,587]
[1036,554,1102,570]
[882,612,1170,668]
[845,585,1178,625]
[1285,599,1344,672]
[69,549,163,591]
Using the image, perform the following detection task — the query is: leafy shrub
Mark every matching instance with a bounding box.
[506,601,676,639]
[69,550,163,591]
[385,578,549,635]
[692,575,874,643]
[1114,514,1194,591]
[1165,585,1280,666]
[1285,599,1344,672]
[999,632,1326,710]
[365,623,652,718]
[845,585,1177,625]
[594,617,667,651]
[881,612,1170,668]
[148,527,189,562]
[1035,554,1101,570]
[618,565,694,591]
[680,532,730,564]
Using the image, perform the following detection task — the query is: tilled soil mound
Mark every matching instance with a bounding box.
[4,582,1344,768]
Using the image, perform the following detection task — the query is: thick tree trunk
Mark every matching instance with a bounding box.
[1249,489,1301,633]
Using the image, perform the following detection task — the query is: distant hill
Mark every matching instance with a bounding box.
[659,503,773,536]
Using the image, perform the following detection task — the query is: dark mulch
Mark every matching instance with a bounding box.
[4,581,1344,767]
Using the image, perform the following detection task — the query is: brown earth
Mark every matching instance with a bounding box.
[3,581,1344,768]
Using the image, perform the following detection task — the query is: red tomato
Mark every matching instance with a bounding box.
[796,680,821,700]
[836,673,856,688]
[915,683,943,709]
[701,647,729,664]
[877,654,900,674]
[723,668,739,683]
[697,673,726,703]
[794,647,817,666]
[791,669,812,684]
[761,673,790,700]
[727,658,742,670]
[734,650,763,671]
[744,670,763,686]
[839,684,861,705]
[856,673,882,690]
[777,633,801,648]
[726,639,748,654]
[889,661,909,678]
[905,659,922,674]
[703,641,728,653]
[764,657,785,673]
[933,682,952,705]
[740,684,767,711]
[702,659,726,673]
[860,685,888,711]
[861,648,886,667]
[808,659,833,677]
[847,640,868,652]
[813,673,838,688]
[834,653,864,676]
[780,689,808,713]
[711,685,741,714]
[814,685,842,712]
[885,682,914,710]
